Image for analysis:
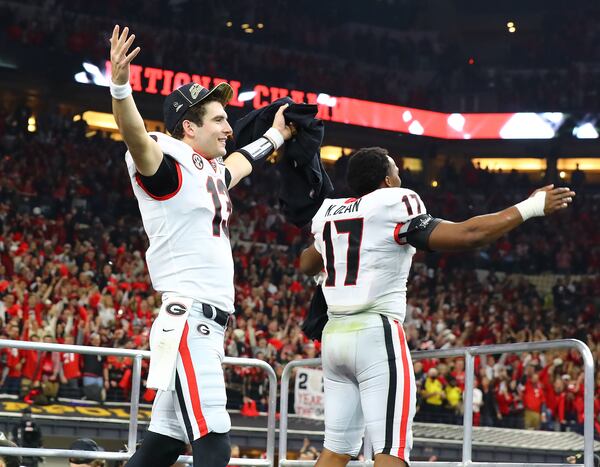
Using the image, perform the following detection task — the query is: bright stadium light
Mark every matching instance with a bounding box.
[573,122,599,139]
[559,171,566,179]
[408,120,424,135]
[75,62,109,86]
[317,93,337,107]
[237,91,257,102]
[507,21,514,28]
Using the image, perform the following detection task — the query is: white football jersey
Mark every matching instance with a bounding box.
[311,187,427,322]
[125,132,234,311]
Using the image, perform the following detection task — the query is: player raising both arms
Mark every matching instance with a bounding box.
[109,25,294,467]
[299,147,575,467]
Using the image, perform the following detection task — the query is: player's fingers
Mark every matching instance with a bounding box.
[276,103,289,115]
[124,46,141,64]
[117,26,129,48]
[122,34,136,55]
[111,25,119,46]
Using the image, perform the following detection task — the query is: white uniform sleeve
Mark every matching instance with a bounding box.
[388,188,428,223]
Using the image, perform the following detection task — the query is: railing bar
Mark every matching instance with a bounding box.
[127,354,143,452]
[462,350,475,464]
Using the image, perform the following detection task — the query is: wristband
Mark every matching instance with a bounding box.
[263,127,284,150]
[110,81,132,100]
[514,191,546,220]
[238,137,274,162]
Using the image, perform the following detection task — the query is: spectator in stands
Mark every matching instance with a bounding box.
[60,335,82,398]
[444,376,462,424]
[472,380,483,426]
[420,368,445,422]
[68,438,105,467]
[81,333,108,402]
[479,376,500,427]
[523,372,546,430]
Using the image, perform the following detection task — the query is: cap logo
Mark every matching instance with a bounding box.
[173,101,184,112]
[189,83,203,99]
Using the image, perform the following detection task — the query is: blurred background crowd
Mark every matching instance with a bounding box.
[2,0,600,111]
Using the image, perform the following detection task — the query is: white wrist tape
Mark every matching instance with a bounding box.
[263,127,285,150]
[110,81,133,100]
[514,191,546,220]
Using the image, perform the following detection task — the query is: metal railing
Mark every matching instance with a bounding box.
[0,339,278,466]
[279,339,595,467]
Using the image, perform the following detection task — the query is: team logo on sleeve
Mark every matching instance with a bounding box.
[166,303,187,315]
[192,153,204,170]
[197,324,210,336]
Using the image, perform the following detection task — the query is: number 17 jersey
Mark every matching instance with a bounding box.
[311,187,426,323]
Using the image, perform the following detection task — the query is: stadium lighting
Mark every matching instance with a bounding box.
[507,21,515,28]
[559,171,566,179]
[27,116,36,133]
[75,62,109,86]
[573,122,599,139]
[245,28,254,33]
[226,21,232,27]
[241,23,250,29]
[257,23,264,29]
[316,93,337,107]
[431,180,438,188]
[508,27,516,33]
[237,91,257,102]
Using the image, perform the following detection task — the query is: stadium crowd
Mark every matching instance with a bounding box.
[2,1,600,111]
[0,107,598,441]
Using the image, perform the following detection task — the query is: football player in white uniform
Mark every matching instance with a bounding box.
[300,147,575,467]
[109,26,294,467]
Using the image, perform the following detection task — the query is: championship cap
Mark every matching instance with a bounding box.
[163,82,233,134]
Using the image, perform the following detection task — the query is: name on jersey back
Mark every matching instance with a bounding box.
[325,198,362,217]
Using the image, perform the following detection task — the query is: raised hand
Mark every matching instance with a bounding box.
[110,25,141,86]
[530,184,575,215]
[271,104,296,141]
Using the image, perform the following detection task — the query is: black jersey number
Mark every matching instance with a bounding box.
[322,218,364,287]
[206,177,232,237]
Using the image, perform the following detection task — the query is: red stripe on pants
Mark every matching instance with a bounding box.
[179,322,209,436]
[394,321,411,458]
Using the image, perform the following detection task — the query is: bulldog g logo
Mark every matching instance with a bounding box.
[166,303,187,316]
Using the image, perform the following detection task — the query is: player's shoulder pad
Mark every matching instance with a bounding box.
[148,131,187,156]
[373,187,418,206]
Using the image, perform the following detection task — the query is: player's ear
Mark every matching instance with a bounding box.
[183,120,195,138]
[384,175,392,187]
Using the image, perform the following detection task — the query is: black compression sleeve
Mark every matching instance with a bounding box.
[137,155,180,197]
[225,168,232,189]
[398,214,443,251]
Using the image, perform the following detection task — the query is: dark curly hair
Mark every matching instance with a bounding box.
[346,147,391,197]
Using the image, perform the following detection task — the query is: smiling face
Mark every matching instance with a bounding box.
[182,101,232,159]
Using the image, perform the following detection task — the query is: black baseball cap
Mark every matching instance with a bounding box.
[69,438,103,464]
[163,82,233,134]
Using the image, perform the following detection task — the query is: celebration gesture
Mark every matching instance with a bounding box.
[109,25,140,86]
[529,184,575,215]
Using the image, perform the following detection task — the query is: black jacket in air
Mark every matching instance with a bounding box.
[234,97,334,228]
